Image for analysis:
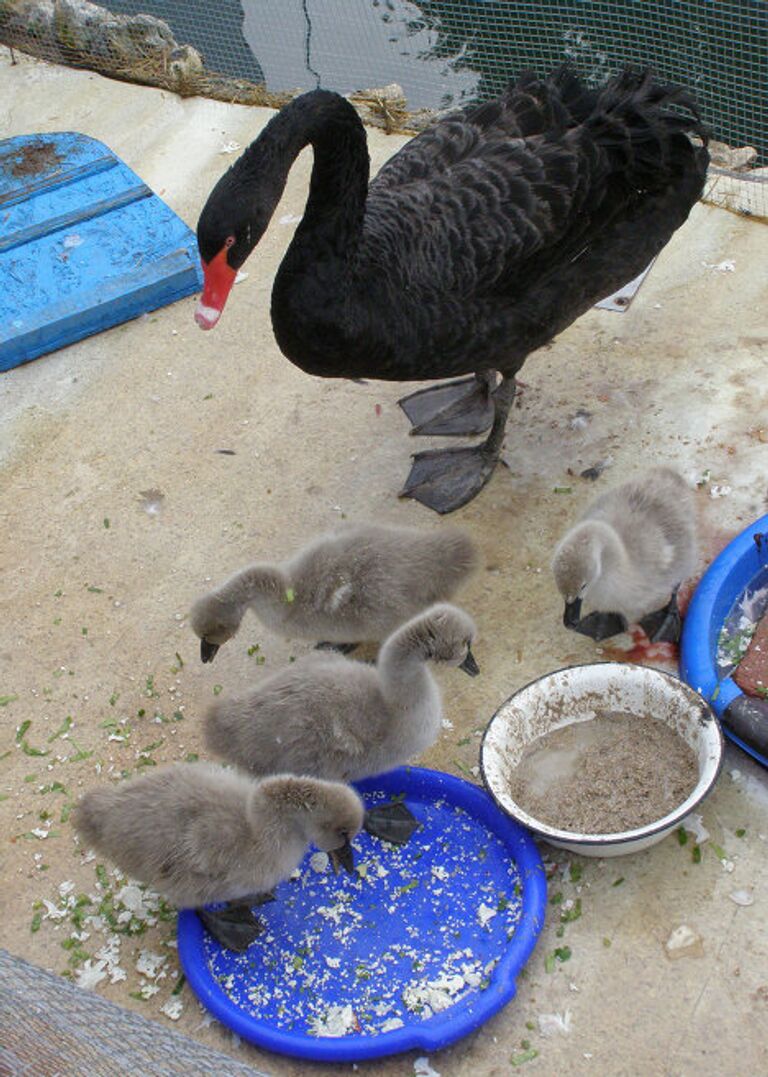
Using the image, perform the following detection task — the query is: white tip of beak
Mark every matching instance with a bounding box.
[195,301,221,330]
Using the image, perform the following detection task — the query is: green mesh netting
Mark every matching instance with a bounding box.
[1,0,765,209]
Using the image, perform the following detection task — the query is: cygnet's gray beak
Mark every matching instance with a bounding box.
[329,839,355,875]
[459,648,480,677]
[563,598,583,629]
[200,639,220,663]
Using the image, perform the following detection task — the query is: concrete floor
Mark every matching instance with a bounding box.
[2,50,768,1077]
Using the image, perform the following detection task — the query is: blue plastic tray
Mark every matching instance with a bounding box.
[178,766,546,1062]
[680,514,768,767]
[1,132,202,371]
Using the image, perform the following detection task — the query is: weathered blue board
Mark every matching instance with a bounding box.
[0,132,203,372]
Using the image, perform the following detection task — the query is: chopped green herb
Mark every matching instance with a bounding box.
[525,1020,536,1031]
[452,759,470,775]
[109,693,119,707]
[511,1048,539,1066]
[549,891,563,905]
[38,781,68,796]
[213,684,223,696]
[140,738,165,754]
[30,909,43,933]
[555,925,565,938]
[48,715,73,743]
[171,972,186,995]
[95,864,110,889]
[21,740,49,758]
[103,518,110,529]
[612,877,625,887]
[396,879,419,895]
[569,862,583,883]
[544,953,556,974]
[554,946,572,963]
[81,627,88,636]
[735,828,746,838]
[68,738,93,762]
[54,589,63,598]
[677,827,688,846]
[174,652,184,670]
[711,843,727,861]
[16,720,31,742]
[553,486,572,494]
[692,845,702,864]
[457,736,471,746]
[145,676,158,698]
[602,937,612,948]
[60,803,73,823]
[0,695,18,707]
[560,898,582,923]
[185,753,199,763]
[87,585,103,593]
[284,588,296,604]
[496,895,509,911]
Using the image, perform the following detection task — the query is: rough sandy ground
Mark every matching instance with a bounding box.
[2,51,768,1077]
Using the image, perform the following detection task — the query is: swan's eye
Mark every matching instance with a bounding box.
[224,235,235,250]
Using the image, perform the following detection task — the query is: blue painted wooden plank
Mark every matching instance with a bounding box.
[0,131,202,371]
[0,248,199,372]
[1,181,151,254]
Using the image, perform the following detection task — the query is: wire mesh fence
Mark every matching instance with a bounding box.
[1,0,766,214]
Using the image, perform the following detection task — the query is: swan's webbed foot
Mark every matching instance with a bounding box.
[400,444,500,513]
[398,374,497,437]
[364,801,420,845]
[639,590,682,643]
[315,641,358,655]
[399,375,515,514]
[564,600,628,641]
[198,902,264,951]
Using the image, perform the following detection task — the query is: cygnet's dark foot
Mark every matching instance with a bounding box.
[398,374,497,437]
[364,802,420,845]
[314,641,358,655]
[639,591,682,644]
[564,600,629,641]
[198,903,264,951]
[400,444,500,514]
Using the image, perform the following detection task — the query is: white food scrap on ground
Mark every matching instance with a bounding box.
[682,813,711,844]
[160,996,184,1021]
[728,889,754,907]
[538,1009,572,1036]
[414,1058,442,1077]
[665,924,703,959]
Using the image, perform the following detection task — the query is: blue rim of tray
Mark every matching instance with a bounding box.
[178,765,547,1062]
[680,513,768,768]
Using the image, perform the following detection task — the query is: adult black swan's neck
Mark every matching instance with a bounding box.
[253,92,370,372]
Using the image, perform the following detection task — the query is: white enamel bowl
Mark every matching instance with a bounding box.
[480,663,724,858]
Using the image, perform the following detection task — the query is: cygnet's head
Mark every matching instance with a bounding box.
[190,594,241,663]
[261,776,364,872]
[552,522,606,622]
[413,603,479,676]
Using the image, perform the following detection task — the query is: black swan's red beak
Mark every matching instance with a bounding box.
[195,247,237,330]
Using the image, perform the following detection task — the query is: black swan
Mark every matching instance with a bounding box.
[195,68,708,513]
